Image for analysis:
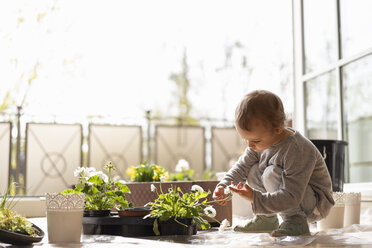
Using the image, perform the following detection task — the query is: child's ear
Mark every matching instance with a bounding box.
[274,127,283,134]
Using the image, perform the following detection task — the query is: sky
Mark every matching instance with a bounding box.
[0,0,293,123]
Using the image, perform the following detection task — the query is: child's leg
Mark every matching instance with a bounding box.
[233,164,279,233]
[274,182,316,236]
[252,164,316,236]
[261,165,317,219]
[271,215,310,237]
[234,215,279,233]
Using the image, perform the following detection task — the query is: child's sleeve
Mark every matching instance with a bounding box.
[218,147,259,187]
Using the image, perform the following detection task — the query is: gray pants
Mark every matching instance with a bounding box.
[247,163,317,220]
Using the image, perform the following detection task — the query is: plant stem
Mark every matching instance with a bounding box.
[206,194,232,204]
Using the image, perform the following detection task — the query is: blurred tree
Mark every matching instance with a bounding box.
[169,49,198,126]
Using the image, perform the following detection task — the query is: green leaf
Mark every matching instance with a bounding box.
[153,219,160,236]
[119,184,130,193]
[61,189,75,194]
[88,175,103,185]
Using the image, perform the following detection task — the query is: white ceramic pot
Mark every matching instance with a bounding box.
[343,192,361,227]
[317,192,345,231]
[46,193,85,243]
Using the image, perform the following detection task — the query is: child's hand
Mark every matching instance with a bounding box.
[229,181,253,202]
[213,185,228,206]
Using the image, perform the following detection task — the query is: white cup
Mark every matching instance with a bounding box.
[343,192,361,227]
[46,193,85,243]
[317,192,345,231]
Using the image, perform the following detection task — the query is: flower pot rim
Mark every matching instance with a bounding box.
[83,209,111,217]
[118,207,151,217]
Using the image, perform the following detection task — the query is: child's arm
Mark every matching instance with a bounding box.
[219,148,259,187]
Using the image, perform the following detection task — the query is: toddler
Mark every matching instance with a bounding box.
[213,90,334,236]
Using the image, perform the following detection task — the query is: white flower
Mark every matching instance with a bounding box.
[218,219,230,232]
[160,175,167,182]
[104,161,115,170]
[87,182,94,186]
[74,167,85,177]
[175,159,190,172]
[151,184,156,192]
[85,167,96,178]
[204,206,216,218]
[191,185,204,193]
[224,187,231,195]
[92,171,108,183]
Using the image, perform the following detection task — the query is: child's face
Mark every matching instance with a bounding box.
[236,121,283,153]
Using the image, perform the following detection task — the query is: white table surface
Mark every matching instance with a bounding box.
[2,212,372,248]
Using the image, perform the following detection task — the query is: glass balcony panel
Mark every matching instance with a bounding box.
[342,54,372,182]
[303,0,337,73]
[305,71,338,139]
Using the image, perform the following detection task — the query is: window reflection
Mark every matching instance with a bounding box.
[305,71,338,139]
[303,0,337,73]
[343,55,372,182]
[341,0,372,58]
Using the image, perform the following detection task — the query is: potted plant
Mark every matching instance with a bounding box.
[126,161,170,182]
[169,159,194,181]
[144,183,229,235]
[0,183,45,245]
[125,160,233,227]
[63,161,132,217]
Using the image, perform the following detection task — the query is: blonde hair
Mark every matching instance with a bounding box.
[235,90,286,130]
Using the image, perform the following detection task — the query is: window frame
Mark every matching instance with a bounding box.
[292,0,372,183]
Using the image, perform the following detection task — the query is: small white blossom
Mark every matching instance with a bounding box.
[74,167,85,177]
[218,219,230,232]
[85,167,97,178]
[224,187,231,195]
[104,161,115,170]
[191,185,204,193]
[160,175,167,182]
[92,171,108,183]
[151,184,156,192]
[87,182,94,186]
[204,206,216,218]
[175,159,190,172]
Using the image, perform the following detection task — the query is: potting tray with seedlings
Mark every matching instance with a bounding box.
[72,162,226,237]
[83,183,222,237]
[82,208,197,237]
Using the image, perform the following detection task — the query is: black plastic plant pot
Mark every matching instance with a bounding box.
[83,209,111,217]
[311,139,348,192]
[82,215,155,237]
[159,218,197,236]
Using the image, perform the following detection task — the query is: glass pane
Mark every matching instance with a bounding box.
[303,0,337,73]
[305,71,338,139]
[343,54,372,182]
[341,0,372,58]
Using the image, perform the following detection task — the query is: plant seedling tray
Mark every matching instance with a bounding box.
[82,215,196,237]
